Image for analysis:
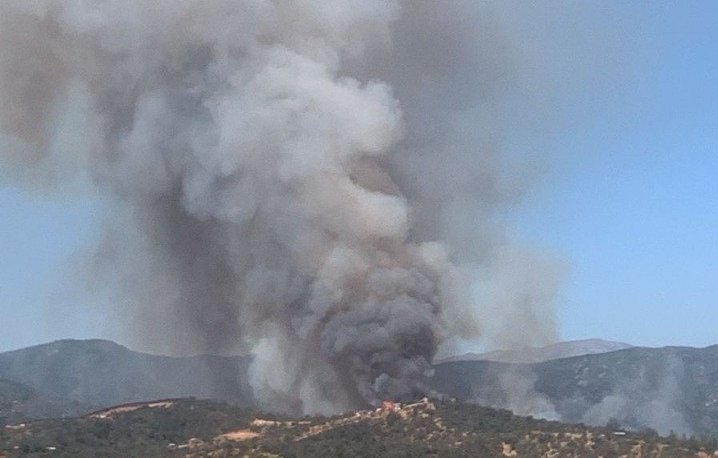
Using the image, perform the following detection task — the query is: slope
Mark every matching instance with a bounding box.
[432,345,718,438]
[0,339,253,415]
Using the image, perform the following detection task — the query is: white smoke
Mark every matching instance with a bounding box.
[580,355,691,436]
[0,1,564,414]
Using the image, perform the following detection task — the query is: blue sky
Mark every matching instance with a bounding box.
[0,189,106,350]
[509,1,718,347]
[0,3,716,352]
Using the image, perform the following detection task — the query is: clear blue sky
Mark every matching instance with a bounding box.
[0,189,107,350]
[509,2,718,348]
[0,3,716,352]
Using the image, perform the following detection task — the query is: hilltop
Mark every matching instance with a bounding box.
[0,339,253,417]
[2,397,717,457]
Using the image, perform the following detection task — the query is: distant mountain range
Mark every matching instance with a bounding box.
[1,338,716,439]
[439,339,633,363]
[0,339,252,422]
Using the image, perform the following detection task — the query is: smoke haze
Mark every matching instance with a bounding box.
[0,1,610,414]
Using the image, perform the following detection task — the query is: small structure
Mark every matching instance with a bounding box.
[381,400,400,413]
[251,418,281,428]
[4,423,26,430]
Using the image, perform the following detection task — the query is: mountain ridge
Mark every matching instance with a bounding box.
[433,344,718,437]
[2,338,718,439]
[439,338,634,364]
[0,338,253,419]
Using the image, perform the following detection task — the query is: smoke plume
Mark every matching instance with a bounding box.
[0,1,563,414]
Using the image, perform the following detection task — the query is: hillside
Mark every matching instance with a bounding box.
[2,339,718,440]
[432,345,718,439]
[0,339,253,414]
[439,339,633,364]
[1,398,715,457]
[0,378,87,424]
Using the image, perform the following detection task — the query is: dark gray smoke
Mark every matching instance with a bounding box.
[0,1,568,414]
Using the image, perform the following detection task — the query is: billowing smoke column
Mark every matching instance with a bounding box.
[0,1,560,414]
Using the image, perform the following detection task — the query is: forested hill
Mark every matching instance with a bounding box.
[0,339,253,420]
[433,345,718,439]
[2,398,716,457]
[2,339,718,439]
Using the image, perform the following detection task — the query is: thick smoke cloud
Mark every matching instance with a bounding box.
[0,1,565,414]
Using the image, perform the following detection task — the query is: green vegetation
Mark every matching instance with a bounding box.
[0,378,33,425]
[0,378,85,425]
[0,339,254,414]
[4,339,718,440]
[433,345,718,439]
[1,398,715,457]
[0,399,257,457]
